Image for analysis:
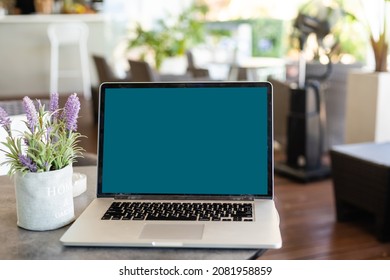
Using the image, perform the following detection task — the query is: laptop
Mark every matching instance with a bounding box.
[60,81,282,249]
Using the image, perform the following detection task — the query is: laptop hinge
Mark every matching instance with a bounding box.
[113,195,255,201]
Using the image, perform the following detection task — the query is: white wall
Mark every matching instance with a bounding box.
[103,0,193,27]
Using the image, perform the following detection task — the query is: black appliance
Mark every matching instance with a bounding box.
[274,12,332,182]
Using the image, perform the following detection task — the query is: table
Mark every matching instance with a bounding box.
[228,57,286,81]
[0,166,265,260]
[331,142,390,242]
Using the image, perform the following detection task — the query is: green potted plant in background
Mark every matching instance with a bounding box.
[345,0,390,144]
[0,93,84,231]
[127,3,208,70]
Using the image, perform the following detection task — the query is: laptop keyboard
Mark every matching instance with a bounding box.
[101,202,254,222]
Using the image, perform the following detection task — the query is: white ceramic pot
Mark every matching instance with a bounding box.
[14,165,75,231]
[345,71,390,144]
[160,55,187,75]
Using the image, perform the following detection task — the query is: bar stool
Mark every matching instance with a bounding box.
[47,22,91,100]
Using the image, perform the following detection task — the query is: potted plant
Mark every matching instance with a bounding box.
[344,0,390,144]
[366,0,389,72]
[127,3,208,70]
[0,92,84,231]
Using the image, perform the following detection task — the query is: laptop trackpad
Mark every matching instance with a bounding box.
[140,224,204,240]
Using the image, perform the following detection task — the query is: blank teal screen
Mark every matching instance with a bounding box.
[101,86,268,195]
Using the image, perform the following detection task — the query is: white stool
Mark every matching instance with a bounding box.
[48,22,91,100]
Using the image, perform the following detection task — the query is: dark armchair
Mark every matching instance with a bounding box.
[92,55,132,83]
[186,50,210,79]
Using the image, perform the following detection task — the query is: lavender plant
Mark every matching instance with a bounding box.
[0,93,85,175]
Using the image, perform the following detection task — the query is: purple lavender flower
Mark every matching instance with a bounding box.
[46,126,53,143]
[18,154,37,173]
[23,96,38,133]
[49,92,59,121]
[62,93,80,131]
[0,107,11,133]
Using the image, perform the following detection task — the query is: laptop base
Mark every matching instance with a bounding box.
[60,198,282,249]
[274,161,330,183]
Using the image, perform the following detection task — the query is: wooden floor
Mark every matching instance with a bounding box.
[71,94,390,260]
[263,177,390,260]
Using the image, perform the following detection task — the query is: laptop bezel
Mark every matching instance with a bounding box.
[96,81,274,199]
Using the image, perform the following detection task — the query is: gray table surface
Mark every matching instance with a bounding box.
[0,166,264,260]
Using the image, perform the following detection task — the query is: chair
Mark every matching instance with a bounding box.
[48,22,91,100]
[129,59,194,82]
[268,77,291,149]
[331,142,390,242]
[186,50,210,79]
[92,55,133,123]
[0,99,50,116]
[128,59,159,82]
[92,54,132,84]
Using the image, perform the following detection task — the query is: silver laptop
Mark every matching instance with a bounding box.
[60,81,282,249]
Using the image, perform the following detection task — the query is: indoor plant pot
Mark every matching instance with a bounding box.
[0,92,84,231]
[344,0,389,144]
[345,70,390,143]
[15,164,74,231]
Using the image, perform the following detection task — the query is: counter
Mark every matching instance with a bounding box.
[0,14,110,97]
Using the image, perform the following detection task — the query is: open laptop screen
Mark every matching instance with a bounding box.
[98,82,273,198]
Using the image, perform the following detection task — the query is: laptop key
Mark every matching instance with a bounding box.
[233,211,252,218]
[181,215,197,221]
[132,216,145,220]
